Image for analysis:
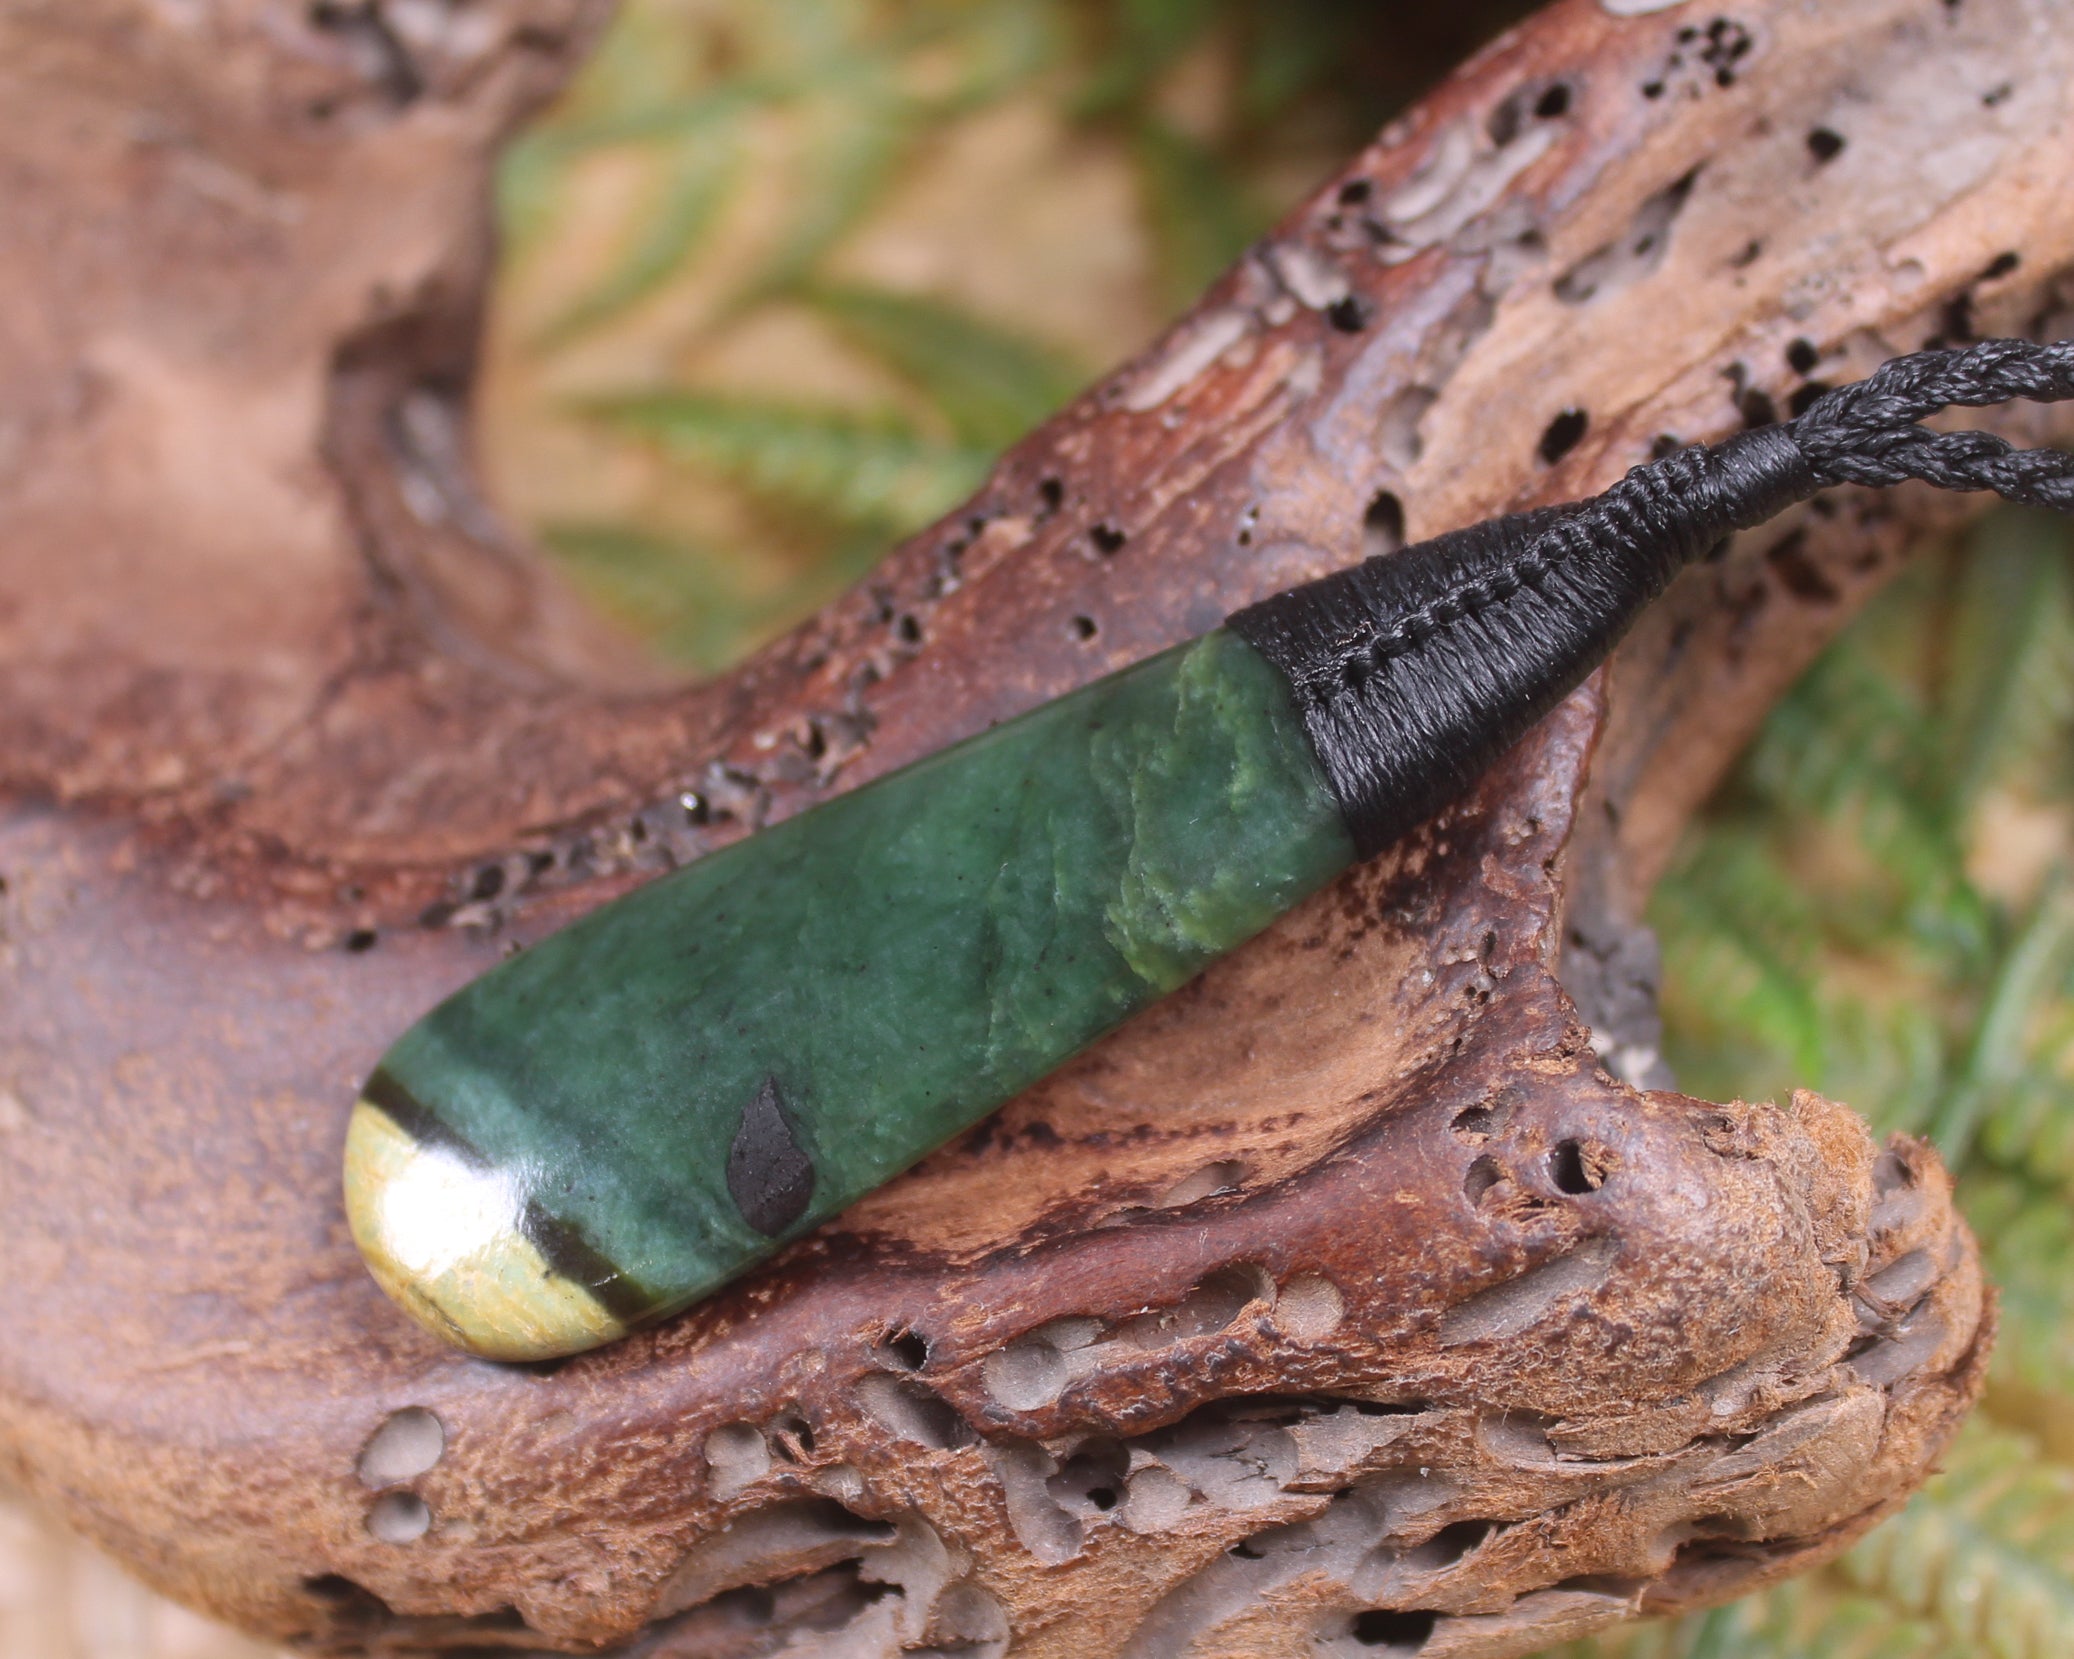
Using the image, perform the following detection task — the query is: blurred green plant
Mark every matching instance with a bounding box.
[494,0,1530,671]
[491,3,2074,1653]
[1557,507,2074,1659]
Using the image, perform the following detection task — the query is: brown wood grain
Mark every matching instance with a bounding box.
[2,0,2069,1652]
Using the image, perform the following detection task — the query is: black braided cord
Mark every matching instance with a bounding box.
[1794,338,2074,506]
[1229,339,2074,859]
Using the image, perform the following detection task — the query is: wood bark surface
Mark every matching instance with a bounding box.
[3,0,2071,1654]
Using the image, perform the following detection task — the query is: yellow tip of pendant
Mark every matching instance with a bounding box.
[343,1100,628,1363]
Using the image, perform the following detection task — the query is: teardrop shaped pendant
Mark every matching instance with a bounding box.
[346,630,1353,1359]
[346,340,2074,1359]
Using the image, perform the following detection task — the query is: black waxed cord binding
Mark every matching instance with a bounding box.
[1230,339,2074,859]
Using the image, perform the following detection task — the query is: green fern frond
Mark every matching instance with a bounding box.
[1975,1067,2074,1193]
[1974,1004,2074,1195]
[739,0,870,71]
[1940,510,2074,816]
[732,79,916,308]
[495,130,569,258]
[1687,1582,1960,1659]
[1927,886,2074,1158]
[544,520,887,669]
[1553,1580,1964,1659]
[581,391,991,533]
[530,81,785,154]
[536,119,746,347]
[1655,829,1830,1087]
[804,282,1085,448]
[500,0,1373,672]
[1744,645,1990,960]
[1810,993,1952,1138]
[1840,1420,2074,1659]
[1653,915,1954,1136]
[543,522,777,673]
[1644,510,2074,1659]
[1746,639,1935,800]
[1731,1583,1965,1659]
[1961,1170,2074,1410]
[891,0,1068,116]
[551,0,710,127]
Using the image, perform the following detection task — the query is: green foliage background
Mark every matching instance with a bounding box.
[1554,514,2074,1659]
[484,0,1529,669]
[486,3,2074,1653]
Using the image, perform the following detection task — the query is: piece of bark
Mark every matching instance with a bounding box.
[2,0,2070,1654]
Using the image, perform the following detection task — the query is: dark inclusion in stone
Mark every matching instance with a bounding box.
[727,1078,816,1236]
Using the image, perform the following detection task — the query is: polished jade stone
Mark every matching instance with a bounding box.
[348,628,1354,1357]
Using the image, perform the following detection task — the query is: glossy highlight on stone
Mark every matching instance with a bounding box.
[346,630,1355,1359]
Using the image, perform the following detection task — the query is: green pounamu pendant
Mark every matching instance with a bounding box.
[346,339,2074,1359]
[345,630,1353,1360]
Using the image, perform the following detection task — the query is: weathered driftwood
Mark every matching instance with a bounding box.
[3,0,2071,1653]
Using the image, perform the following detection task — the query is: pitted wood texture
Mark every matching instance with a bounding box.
[1,0,2068,1653]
